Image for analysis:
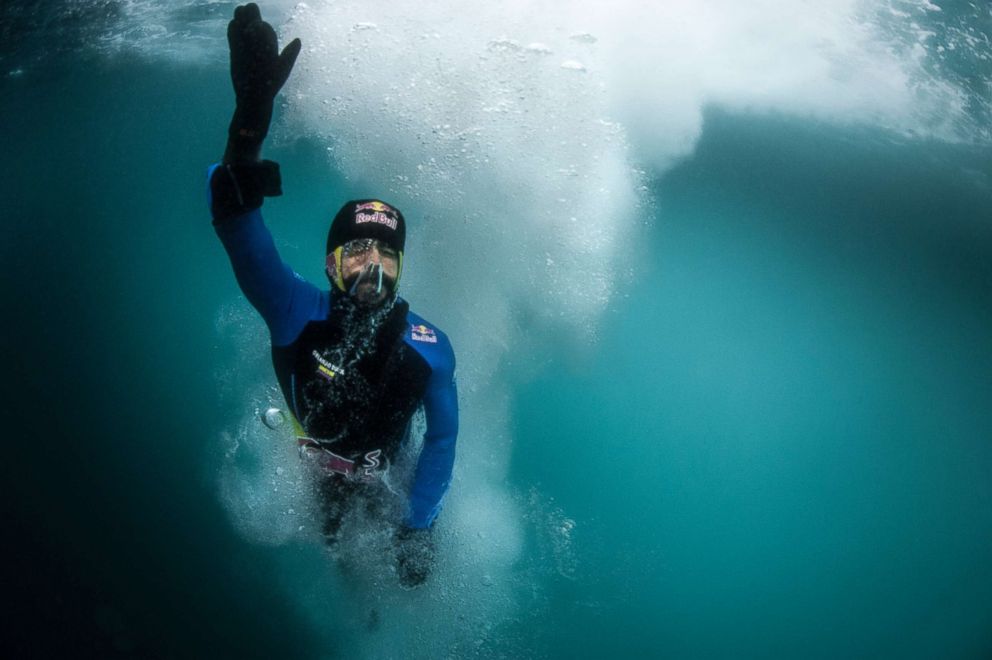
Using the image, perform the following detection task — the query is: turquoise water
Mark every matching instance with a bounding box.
[512,113,992,658]
[2,2,991,657]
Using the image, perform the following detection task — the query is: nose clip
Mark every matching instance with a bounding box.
[349,261,385,295]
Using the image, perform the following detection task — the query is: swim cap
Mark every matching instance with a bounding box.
[326,199,406,255]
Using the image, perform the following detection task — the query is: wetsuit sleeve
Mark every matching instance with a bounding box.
[209,165,324,346]
[406,339,458,529]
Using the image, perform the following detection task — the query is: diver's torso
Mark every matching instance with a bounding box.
[271,296,432,463]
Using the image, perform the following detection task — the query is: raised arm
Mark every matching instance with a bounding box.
[209,4,321,346]
[211,201,325,347]
[211,3,300,222]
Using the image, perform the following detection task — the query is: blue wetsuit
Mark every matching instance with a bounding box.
[211,193,457,530]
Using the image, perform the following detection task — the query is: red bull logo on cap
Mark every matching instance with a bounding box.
[355,211,398,230]
[354,201,399,230]
[355,201,395,213]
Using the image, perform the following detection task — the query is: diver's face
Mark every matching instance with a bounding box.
[336,238,400,306]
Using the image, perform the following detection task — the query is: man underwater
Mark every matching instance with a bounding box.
[208,3,458,588]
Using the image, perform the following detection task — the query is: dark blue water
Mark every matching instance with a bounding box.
[2,2,991,657]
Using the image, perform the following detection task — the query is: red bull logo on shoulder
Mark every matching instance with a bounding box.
[411,323,438,343]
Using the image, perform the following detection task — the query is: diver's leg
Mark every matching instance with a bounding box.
[318,476,356,545]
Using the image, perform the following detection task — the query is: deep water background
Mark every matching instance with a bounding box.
[512,113,992,658]
[2,8,992,659]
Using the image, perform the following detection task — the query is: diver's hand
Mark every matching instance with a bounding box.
[396,526,435,589]
[224,3,302,163]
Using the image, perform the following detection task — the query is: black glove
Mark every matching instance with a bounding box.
[223,2,301,164]
[395,526,435,589]
[212,3,300,221]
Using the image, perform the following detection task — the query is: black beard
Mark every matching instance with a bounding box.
[324,289,398,377]
[332,287,396,326]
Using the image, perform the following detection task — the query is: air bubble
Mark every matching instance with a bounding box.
[262,407,286,429]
